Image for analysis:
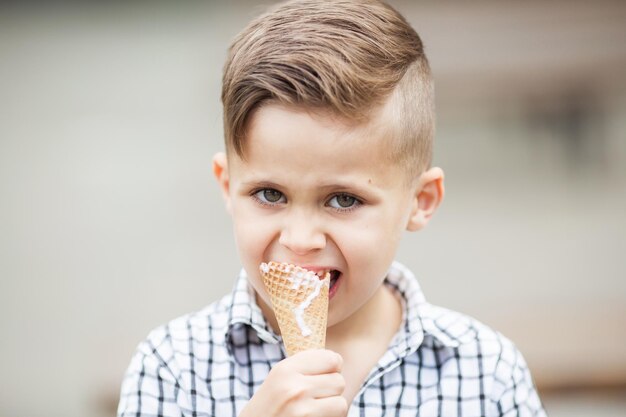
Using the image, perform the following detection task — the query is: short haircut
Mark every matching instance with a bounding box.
[221,0,434,175]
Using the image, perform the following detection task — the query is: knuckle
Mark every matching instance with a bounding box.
[284,384,307,401]
[334,352,344,367]
[333,373,346,391]
[334,397,349,415]
[327,351,343,370]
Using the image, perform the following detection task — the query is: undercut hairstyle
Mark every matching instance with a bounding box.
[221,0,434,176]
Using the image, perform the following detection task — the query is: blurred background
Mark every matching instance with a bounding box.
[1,1,625,416]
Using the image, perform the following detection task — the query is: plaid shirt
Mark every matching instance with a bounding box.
[118,262,546,417]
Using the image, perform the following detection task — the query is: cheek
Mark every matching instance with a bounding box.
[233,219,271,258]
[337,211,404,257]
[231,205,281,273]
[231,213,275,303]
[232,203,267,244]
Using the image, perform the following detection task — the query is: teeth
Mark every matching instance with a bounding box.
[316,270,330,278]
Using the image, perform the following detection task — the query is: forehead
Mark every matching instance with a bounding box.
[227,104,409,190]
[243,103,396,157]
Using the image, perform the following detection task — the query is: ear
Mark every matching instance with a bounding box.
[406,167,445,232]
[212,152,232,213]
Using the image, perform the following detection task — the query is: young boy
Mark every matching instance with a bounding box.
[118,1,546,416]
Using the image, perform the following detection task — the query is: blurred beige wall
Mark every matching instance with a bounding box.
[1,1,625,416]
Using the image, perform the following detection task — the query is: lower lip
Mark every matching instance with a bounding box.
[328,274,341,300]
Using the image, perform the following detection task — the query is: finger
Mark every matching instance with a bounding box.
[311,395,349,417]
[308,372,345,398]
[287,349,343,375]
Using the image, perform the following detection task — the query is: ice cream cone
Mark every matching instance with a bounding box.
[259,261,330,356]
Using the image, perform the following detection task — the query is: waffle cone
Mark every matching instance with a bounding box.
[260,261,329,356]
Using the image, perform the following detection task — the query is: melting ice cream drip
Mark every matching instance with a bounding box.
[287,270,326,337]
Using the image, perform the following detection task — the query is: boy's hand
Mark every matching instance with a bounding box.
[240,349,347,417]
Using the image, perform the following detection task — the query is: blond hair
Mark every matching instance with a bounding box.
[221,0,434,175]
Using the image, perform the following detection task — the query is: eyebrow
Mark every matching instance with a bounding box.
[316,181,381,194]
[240,180,283,190]
[241,178,383,197]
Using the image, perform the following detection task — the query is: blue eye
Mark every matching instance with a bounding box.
[327,194,360,210]
[253,188,286,204]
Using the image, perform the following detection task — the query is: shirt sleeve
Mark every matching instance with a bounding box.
[487,342,547,417]
[117,338,190,417]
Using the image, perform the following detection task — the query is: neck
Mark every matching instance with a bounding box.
[326,284,402,349]
[256,293,281,335]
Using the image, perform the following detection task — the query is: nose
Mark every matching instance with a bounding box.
[278,211,326,255]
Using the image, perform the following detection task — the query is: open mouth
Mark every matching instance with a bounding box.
[315,269,341,296]
[329,270,340,289]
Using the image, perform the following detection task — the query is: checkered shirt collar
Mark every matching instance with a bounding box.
[225,261,463,354]
[225,268,281,347]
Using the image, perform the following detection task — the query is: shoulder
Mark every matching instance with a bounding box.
[132,293,234,374]
[420,303,527,375]
[419,304,545,415]
[118,295,236,415]
[420,303,513,351]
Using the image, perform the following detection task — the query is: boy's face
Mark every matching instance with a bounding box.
[214,104,443,331]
